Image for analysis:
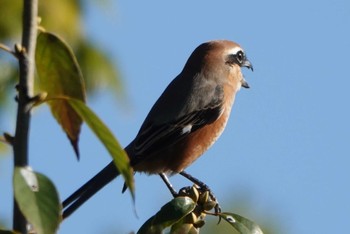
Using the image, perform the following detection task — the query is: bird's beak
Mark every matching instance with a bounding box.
[241,78,250,88]
[241,58,252,89]
[242,58,253,71]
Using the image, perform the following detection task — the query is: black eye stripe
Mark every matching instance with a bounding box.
[226,50,245,65]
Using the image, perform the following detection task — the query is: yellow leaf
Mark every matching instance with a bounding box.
[35,32,86,159]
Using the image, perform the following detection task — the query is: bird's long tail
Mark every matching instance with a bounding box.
[62,161,119,219]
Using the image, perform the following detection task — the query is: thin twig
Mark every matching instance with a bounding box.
[0,43,18,58]
[0,136,9,144]
[2,133,14,145]
[12,0,38,233]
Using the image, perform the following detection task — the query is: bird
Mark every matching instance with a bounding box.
[62,40,253,218]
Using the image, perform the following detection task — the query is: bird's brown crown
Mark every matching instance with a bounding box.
[182,40,244,73]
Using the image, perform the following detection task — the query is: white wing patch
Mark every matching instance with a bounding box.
[182,124,193,134]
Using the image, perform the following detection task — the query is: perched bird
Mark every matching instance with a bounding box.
[63,40,253,218]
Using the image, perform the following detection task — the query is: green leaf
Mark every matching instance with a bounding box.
[170,223,199,234]
[138,196,196,234]
[219,212,264,234]
[35,31,86,159]
[13,167,61,234]
[63,98,135,198]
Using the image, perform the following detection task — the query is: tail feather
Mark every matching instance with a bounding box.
[62,161,120,218]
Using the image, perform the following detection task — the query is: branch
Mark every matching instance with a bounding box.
[0,43,18,58]
[12,0,38,233]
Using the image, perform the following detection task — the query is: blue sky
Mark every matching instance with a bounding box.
[1,0,350,233]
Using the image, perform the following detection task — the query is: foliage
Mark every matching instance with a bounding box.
[137,186,264,234]
[0,6,133,231]
[0,0,122,119]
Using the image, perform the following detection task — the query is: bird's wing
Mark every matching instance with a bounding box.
[132,87,224,159]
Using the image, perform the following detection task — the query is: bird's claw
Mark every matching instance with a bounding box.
[196,185,222,223]
[214,202,222,214]
[195,185,221,214]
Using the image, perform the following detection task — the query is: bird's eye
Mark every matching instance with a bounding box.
[236,51,244,64]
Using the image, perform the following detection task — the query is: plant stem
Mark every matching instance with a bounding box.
[0,43,17,58]
[13,0,38,232]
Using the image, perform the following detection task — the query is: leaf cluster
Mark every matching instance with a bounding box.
[1,30,134,233]
[138,185,263,234]
[0,0,122,120]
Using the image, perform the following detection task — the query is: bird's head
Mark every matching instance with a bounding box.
[223,42,253,88]
[184,40,253,89]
